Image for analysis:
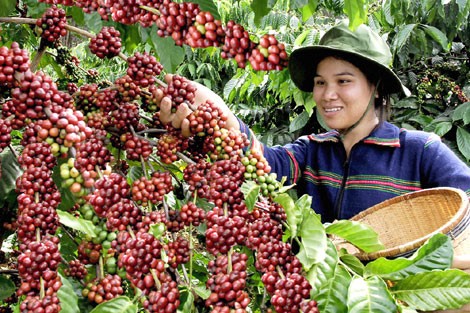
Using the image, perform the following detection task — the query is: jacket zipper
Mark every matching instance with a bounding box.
[334,158,350,220]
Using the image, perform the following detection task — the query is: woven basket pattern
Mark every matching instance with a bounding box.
[338,187,469,261]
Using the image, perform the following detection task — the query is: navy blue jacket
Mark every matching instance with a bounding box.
[239,121,470,223]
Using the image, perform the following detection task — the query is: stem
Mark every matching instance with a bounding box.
[40,277,45,299]
[30,41,47,72]
[150,269,162,290]
[127,225,136,240]
[155,78,167,88]
[98,255,104,280]
[162,197,170,221]
[95,165,104,179]
[136,128,167,135]
[0,269,18,275]
[139,114,154,124]
[176,152,196,165]
[8,144,18,159]
[276,265,286,279]
[227,246,233,274]
[147,159,155,172]
[188,223,194,289]
[140,155,148,179]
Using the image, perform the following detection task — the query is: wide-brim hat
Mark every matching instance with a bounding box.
[289,21,409,96]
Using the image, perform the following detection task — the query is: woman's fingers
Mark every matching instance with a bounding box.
[172,102,193,129]
[158,97,174,125]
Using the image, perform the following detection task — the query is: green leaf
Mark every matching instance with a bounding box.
[457,126,470,161]
[83,11,103,34]
[394,96,419,109]
[127,165,143,184]
[0,150,22,201]
[432,121,453,137]
[289,111,310,133]
[150,31,185,73]
[180,289,195,312]
[57,210,97,238]
[149,222,166,238]
[58,274,80,313]
[191,0,220,20]
[391,269,470,311]
[307,240,339,296]
[392,24,416,55]
[0,0,17,17]
[89,296,138,313]
[364,233,453,281]
[240,180,260,212]
[251,0,273,26]
[298,204,327,266]
[70,6,85,25]
[326,220,384,253]
[0,275,16,301]
[347,276,398,313]
[316,264,351,313]
[193,285,211,300]
[452,102,470,124]
[420,24,449,51]
[274,193,300,238]
[343,0,368,30]
[300,0,318,21]
[339,252,365,276]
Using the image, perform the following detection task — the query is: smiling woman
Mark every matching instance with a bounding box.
[158,20,470,271]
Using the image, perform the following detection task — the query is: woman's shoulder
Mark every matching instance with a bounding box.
[398,126,442,147]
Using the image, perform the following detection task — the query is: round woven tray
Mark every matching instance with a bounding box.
[337,187,470,261]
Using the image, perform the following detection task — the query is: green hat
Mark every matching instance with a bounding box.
[289,21,408,96]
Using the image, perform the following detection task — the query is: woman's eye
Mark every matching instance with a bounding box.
[339,79,350,84]
[314,80,324,86]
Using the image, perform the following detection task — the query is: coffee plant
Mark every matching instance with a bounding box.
[1,1,470,313]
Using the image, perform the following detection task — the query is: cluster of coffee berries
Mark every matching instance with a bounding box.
[89,26,122,59]
[36,6,67,45]
[0,118,12,153]
[0,42,30,89]
[131,171,173,206]
[221,21,255,68]
[186,11,225,48]
[59,157,86,195]
[82,274,124,304]
[248,34,288,71]
[126,51,163,87]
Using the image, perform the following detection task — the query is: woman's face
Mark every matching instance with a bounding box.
[313,56,377,131]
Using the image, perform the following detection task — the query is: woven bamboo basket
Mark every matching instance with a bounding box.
[336,187,470,261]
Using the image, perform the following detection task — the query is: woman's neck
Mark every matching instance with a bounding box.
[340,116,379,157]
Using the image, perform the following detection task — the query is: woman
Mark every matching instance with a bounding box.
[158,21,470,271]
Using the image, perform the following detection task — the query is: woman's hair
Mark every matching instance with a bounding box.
[314,53,392,123]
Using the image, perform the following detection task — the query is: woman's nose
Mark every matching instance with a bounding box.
[322,84,338,100]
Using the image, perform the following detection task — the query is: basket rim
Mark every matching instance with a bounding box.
[350,187,469,260]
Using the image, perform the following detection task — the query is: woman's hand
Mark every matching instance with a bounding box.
[157,74,239,137]
[452,254,470,270]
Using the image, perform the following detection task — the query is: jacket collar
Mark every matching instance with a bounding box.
[308,122,401,147]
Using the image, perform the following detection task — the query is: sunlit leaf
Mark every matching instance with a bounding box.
[57,210,96,238]
[392,269,470,311]
[89,297,138,313]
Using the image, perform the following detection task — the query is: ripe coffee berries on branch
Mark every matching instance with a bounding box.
[126,51,163,88]
[186,11,225,48]
[249,34,288,71]
[36,6,67,45]
[221,21,255,68]
[89,26,122,59]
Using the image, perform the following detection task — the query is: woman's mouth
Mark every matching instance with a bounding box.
[324,107,343,113]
